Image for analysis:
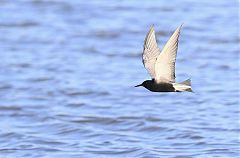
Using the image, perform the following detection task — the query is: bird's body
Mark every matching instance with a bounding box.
[139,80,175,92]
[135,24,193,92]
[136,79,192,92]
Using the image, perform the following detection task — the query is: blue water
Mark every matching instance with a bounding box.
[0,0,239,157]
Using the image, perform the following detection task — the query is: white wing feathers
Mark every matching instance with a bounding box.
[154,25,182,83]
[142,24,182,82]
[142,25,161,79]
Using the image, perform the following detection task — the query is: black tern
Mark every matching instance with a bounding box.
[135,24,192,92]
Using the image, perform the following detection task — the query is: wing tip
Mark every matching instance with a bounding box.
[150,24,155,29]
[144,24,156,46]
[149,24,155,33]
[178,23,184,30]
[149,23,183,32]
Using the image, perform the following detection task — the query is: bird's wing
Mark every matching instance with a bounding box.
[154,24,182,83]
[142,25,161,79]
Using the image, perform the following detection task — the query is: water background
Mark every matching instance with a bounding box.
[0,0,239,157]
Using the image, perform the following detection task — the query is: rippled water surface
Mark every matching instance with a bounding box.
[0,0,239,157]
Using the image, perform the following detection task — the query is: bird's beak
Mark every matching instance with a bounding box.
[135,83,142,87]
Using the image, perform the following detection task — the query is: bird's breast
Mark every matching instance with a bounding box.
[148,82,175,92]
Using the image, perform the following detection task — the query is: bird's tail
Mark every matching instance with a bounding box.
[179,79,191,86]
[173,79,193,92]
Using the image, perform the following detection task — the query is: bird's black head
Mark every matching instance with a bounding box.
[135,80,153,88]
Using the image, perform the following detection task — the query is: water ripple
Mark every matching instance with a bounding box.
[0,0,238,157]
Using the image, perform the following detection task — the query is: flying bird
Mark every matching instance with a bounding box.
[135,24,192,92]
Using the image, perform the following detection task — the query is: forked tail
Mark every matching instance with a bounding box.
[174,79,193,92]
[179,79,191,86]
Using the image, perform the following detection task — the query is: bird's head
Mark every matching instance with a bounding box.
[135,80,152,88]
